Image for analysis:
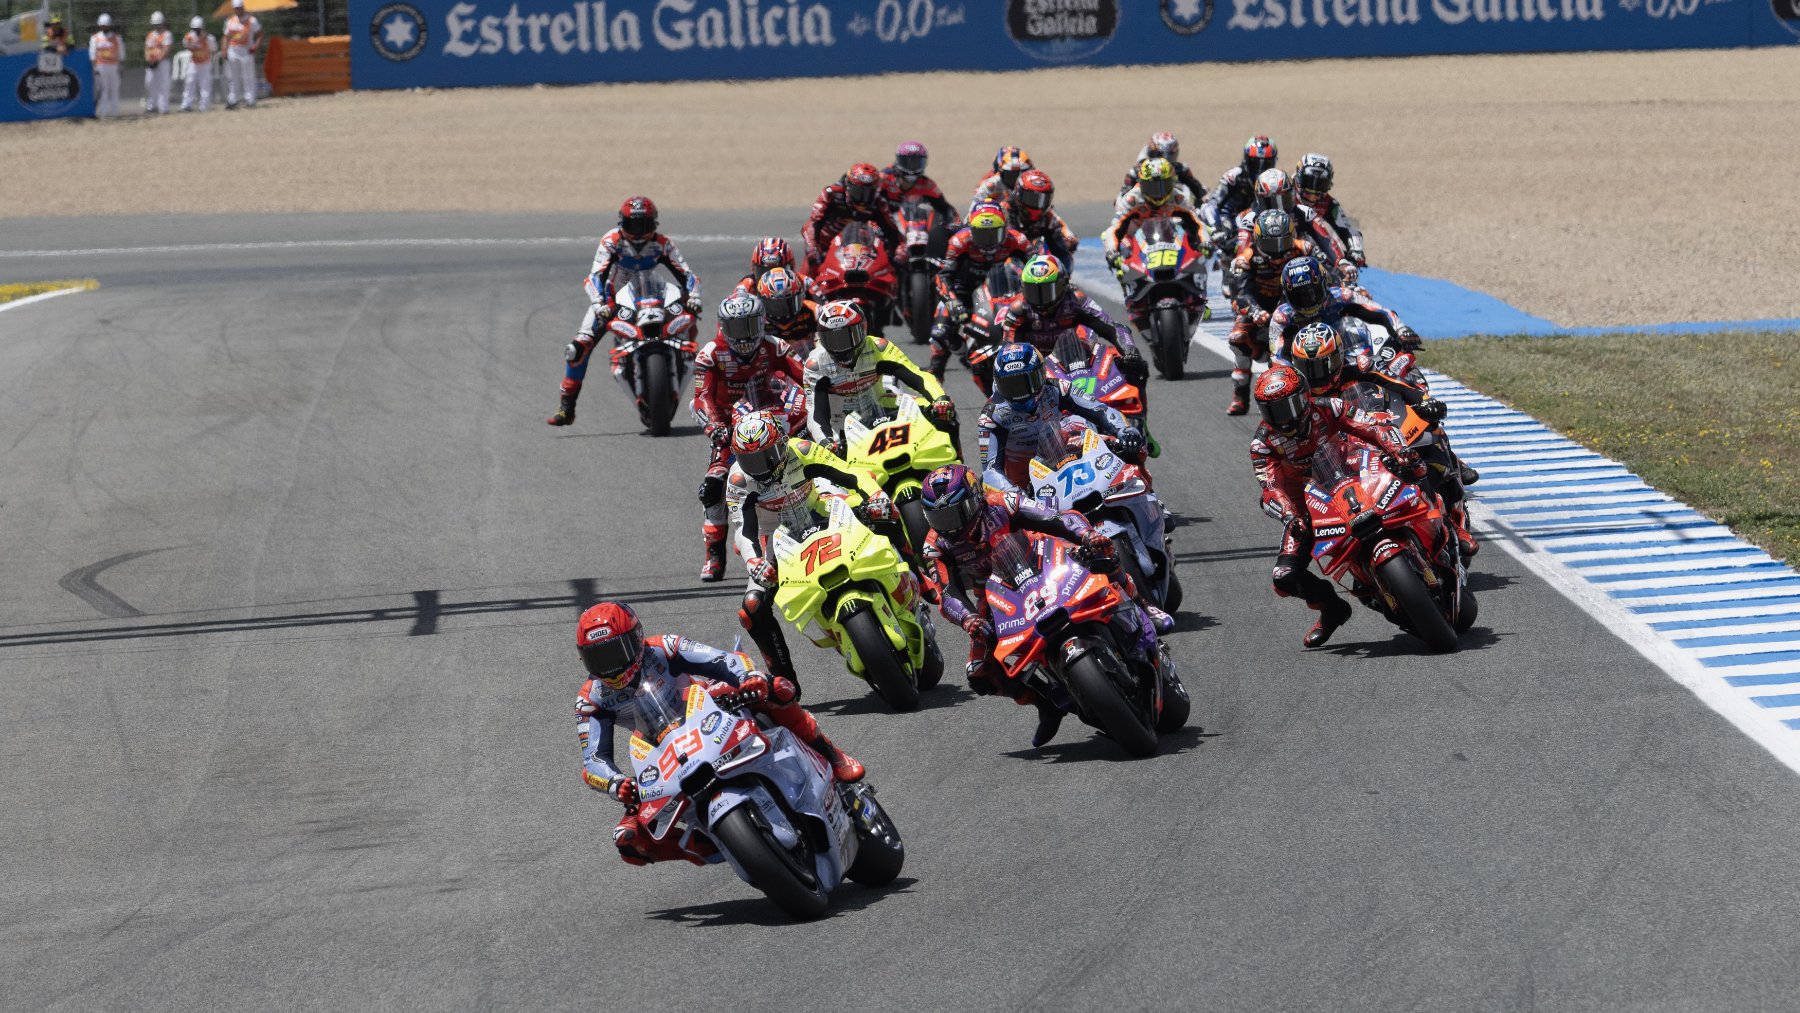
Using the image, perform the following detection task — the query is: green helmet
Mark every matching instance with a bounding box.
[1020,254,1067,310]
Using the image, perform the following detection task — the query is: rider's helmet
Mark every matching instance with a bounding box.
[993,146,1033,190]
[1020,254,1068,310]
[1254,365,1312,437]
[1243,135,1278,179]
[844,163,882,207]
[618,196,658,241]
[1253,209,1296,260]
[1253,168,1295,214]
[1295,153,1335,205]
[1281,256,1331,320]
[577,601,647,689]
[921,464,990,542]
[1015,169,1055,225]
[755,268,805,322]
[718,293,766,360]
[749,237,794,276]
[992,343,1047,409]
[1290,322,1346,390]
[816,299,869,367]
[894,141,929,182]
[1137,158,1177,206]
[1147,131,1180,161]
[731,411,789,482]
[968,203,1009,252]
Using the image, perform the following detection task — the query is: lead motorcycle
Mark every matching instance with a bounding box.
[627,682,904,919]
[1303,434,1475,651]
[596,267,699,436]
[985,531,1190,757]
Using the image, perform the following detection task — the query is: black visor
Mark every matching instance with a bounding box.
[722,312,763,343]
[1290,279,1326,313]
[1255,230,1293,259]
[1260,391,1310,433]
[621,215,655,239]
[897,153,926,175]
[846,181,876,205]
[821,320,866,362]
[971,223,1004,250]
[994,363,1045,404]
[580,628,644,682]
[737,441,785,479]
[999,169,1023,190]
[1024,276,1064,309]
[1246,155,1275,177]
[1019,189,1052,212]
[764,291,802,320]
[1141,176,1174,202]
[924,494,981,536]
[1294,345,1343,388]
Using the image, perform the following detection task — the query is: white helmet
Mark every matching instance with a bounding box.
[150,11,165,25]
[190,15,204,28]
[232,0,245,7]
[96,12,113,26]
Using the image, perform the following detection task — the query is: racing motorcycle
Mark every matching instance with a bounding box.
[896,198,952,345]
[841,389,962,573]
[596,268,699,436]
[1043,330,1152,455]
[627,682,904,920]
[1027,424,1179,612]
[812,222,899,336]
[772,497,944,711]
[984,531,1190,757]
[962,262,1026,395]
[1115,218,1207,381]
[1302,434,1474,651]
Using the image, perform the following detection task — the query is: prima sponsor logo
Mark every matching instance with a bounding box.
[1226,0,1602,29]
[1005,0,1118,61]
[439,0,836,57]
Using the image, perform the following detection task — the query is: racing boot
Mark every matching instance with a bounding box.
[1226,370,1251,416]
[766,698,864,782]
[1146,605,1176,636]
[699,526,727,582]
[1459,461,1480,486]
[740,591,801,698]
[1302,594,1353,649]
[1031,698,1065,748]
[546,379,581,426]
[1451,504,1480,559]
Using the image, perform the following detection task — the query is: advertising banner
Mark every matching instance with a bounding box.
[1,49,94,122]
[349,0,1799,91]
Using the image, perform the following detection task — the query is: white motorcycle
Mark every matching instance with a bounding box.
[627,682,904,919]
[1027,426,1182,613]
[592,268,698,436]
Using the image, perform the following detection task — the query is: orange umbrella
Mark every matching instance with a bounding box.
[211,0,297,17]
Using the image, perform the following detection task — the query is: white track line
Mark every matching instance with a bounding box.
[1070,250,1800,775]
[0,286,94,313]
[0,235,766,259]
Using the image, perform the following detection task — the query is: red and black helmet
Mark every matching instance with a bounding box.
[749,237,794,275]
[577,601,647,689]
[844,163,882,206]
[1255,364,1312,436]
[618,196,658,240]
[1016,169,1055,220]
[1243,135,1278,179]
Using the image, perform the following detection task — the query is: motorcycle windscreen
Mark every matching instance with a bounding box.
[990,532,1039,590]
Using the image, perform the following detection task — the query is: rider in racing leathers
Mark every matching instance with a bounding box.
[732,237,823,302]
[1118,131,1208,201]
[804,300,960,456]
[930,203,1035,380]
[1295,153,1368,268]
[1104,159,1215,334]
[881,140,959,221]
[1234,168,1348,270]
[756,267,820,357]
[967,146,1034,217]
[1002,254,1148,386]
[978,343,1145,495]
[803,163,908,274]
[918,464,1172,746]
[725,411,896,688]
[1201,135,1278,253]
[693,294,808,582]
[549,196,702,427]
[1224,209,1323,416]
[1269,256,1419,362]
[1008,169,1080,268]
[573,600,863,866]
[1250,365,1423,648]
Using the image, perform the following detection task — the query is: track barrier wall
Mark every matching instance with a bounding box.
[2,49,95,122]
[348,0,1799,90]
[267,35,353,95]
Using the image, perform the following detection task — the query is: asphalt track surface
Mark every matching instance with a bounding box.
[6,209,1800,1011]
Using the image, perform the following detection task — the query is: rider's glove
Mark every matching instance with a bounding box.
[747,556,777,588]
[1416,397,1448,422]
[683,294,704,316]
[1112,427,1146,462]
[960,614,994,642]
[859,491,897,524]
[1106,251,1124,278]
[823,436,847,458]
[1079,530,1120,575]
[707,423,732,448]
[928,397,958,425]
[1394,325,1421,350]
[712,672,768,711]
[613,778,640,807]
[1117,349,1149,386]
[1383,451,1426,481]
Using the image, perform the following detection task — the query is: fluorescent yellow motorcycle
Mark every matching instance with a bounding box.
[841,391,962,573]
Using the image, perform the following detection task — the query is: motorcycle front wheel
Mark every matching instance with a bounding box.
[1152,306,1188,381]
[1065,647,1158,757]
[843,608,920,711]
[641,352,673,437]
[712,807,830,920]
[1377,556,1459,652]
[845,787,906,887]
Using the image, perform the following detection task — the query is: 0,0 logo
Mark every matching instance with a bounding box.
[370,2,428,62]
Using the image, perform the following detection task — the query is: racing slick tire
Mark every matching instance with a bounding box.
[712,806,830,920]
[844,607,920,711]
[1454,585,1480,634]
[899,497,932,567]
[906,273,934,345]
[844,787,906,887]
[642,352,673,437]
[1066,646,1158,757]
[1155,665,1191,734]
[1152,306,1188,381]
[1378,556,1459,653]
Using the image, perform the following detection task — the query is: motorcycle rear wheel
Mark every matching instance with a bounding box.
[1153,306,1188,381]
[1156,666,1191,734]
[1377,556,1459,652]
[712,807,830,920]
[844,608,920,711]
[1066,649,1158,757]
[899,497,932,570]
[1454,585,1479,633]
[642,353,673,437]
